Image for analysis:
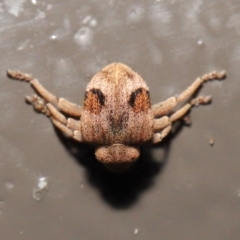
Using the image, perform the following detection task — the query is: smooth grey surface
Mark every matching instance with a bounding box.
[0,0,239,239]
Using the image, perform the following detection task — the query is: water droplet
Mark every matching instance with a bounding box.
[32,0,37,4]
[74,27,93,47]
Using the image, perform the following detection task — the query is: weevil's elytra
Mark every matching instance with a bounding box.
[7,63,226,172]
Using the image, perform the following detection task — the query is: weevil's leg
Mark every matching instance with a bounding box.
[25,94,50,116]
[46,103,82,142]
[152,125,172,144]
[7,70,82,117]
[51,118,82,142]
[169,95,211,122]
[153,95,211,132]
[152,71,226,117]
[153,116,170,132]
[152,96,212,143]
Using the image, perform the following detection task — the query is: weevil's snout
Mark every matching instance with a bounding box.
[95,144,140,172]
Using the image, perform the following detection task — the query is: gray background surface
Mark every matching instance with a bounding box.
[0,0,239,239]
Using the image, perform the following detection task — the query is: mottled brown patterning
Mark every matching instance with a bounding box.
[81,63,153,146]
[7,63,226,172]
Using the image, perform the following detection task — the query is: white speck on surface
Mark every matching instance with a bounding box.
[127,5,145,22]
[82,15,91,24]
[38,177,48,190]
[46,4,52,10]
[35,9,46,19]
[17,39,29,50]
[197,39,203,46]
[74,27,93,48]
[31,0,37,5]
[90,18,97,27]
[5,181,14,190]
[4,0,26,17]
[33,177,48,201]
[50,34,57,40]
[209,138,214,146]
[237,190,240,197]
[33,189,42,201]
[134,228,139,235]
[82,15,97,27]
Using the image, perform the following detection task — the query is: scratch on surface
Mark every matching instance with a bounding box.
[0,19,38,33]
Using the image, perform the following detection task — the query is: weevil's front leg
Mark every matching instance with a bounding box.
[7,70,82,117]
[152,71,226,117]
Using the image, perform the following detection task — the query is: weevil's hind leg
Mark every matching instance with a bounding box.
[152,71,226,117]
[7,70,82,117]
[152,96,212,144]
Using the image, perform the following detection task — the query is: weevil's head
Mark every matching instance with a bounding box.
[95,144,140,172]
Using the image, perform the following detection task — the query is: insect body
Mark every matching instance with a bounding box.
[7,63,226,172]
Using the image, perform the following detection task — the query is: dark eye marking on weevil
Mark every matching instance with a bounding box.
[128,88,151,113]
[84,88,105,114]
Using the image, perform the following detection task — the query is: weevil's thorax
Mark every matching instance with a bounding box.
[81,63,154,145]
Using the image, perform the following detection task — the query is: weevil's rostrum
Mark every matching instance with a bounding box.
[7,63,226,172]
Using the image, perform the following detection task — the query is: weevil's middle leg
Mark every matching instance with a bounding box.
[7,70,82,117]
[152,71,226,117]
